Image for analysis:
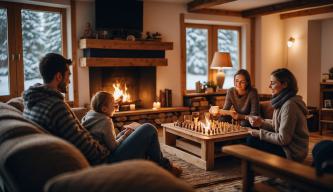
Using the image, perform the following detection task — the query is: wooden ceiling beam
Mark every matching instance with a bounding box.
[189,8,241,16]
[280,5,333,19]
[242,0,333,18]
[187,0,236,12]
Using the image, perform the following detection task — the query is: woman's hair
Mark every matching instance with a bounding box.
[91,91,114,113]
[271,68,298,94]
[234,69,252,91]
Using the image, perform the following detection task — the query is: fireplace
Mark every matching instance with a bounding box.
[89,67,156,110]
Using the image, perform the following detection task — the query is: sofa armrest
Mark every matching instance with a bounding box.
[223,144,333,192]
[0,134,89,192]
[45,160,193,192]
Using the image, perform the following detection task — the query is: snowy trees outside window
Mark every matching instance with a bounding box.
[218,29,239,89]
[186,28,208,90]
[22,9,62,90]
[0,8,9,96]
[0,3,65,99]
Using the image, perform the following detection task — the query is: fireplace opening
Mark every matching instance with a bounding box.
[89,67,156,110]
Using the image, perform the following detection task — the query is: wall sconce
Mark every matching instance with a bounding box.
[287,37,295,48]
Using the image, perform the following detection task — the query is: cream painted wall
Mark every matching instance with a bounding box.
[284,13,333,105]
[143,2,186,107]
[308,21,321,107]
[284,17,308,102]
[321,19,333,74]
[255,14,285,94]
[76,1,94,106]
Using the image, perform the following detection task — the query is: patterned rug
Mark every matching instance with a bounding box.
[162,149,267,191]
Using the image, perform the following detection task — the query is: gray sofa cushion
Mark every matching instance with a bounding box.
[6,97,24,112]
[0,134,90,192]
[45,160,193,192]
[0,102,46,145]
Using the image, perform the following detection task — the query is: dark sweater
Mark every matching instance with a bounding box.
[223,87,260,116]
[23,84,110,165]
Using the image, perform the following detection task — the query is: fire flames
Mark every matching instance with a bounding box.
[112,83,131,103]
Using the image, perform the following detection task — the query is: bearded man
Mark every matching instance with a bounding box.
[23,53,110,165]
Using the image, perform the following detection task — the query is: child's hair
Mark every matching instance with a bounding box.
[91,91,114,113]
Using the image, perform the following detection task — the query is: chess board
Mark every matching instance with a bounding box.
[173,120,248,136]
[162,122,250,170]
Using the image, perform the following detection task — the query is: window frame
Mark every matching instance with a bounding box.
[0,1,69,102]
[181,20,242,94]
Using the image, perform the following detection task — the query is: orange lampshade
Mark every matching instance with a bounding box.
[210,52,232,69]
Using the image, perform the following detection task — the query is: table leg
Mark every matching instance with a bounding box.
[201,140,214,170]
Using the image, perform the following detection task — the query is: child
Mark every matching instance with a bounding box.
[82,91,132,152]
[82,91,182,177]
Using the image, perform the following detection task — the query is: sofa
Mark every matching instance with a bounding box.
[0,101,192,192]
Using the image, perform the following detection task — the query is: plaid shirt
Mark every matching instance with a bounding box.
[23,84,110,165]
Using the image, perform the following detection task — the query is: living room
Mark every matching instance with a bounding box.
[1,0,333,191]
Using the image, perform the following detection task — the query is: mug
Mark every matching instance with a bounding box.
[210,106,220,115]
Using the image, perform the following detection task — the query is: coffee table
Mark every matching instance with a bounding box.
[162,123,250,170]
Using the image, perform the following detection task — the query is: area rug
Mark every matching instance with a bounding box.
[162,149,267,191]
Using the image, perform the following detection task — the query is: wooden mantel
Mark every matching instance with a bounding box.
[79,38,173,67]
[80,39,173,50]
[80,57,167,67]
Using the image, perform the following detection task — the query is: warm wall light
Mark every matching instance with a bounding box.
[210,52,232,89]
[287,37,295,48]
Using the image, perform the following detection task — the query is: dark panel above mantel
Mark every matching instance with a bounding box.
[79,39,173,67]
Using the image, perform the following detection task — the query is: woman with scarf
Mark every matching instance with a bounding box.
[247,68,309,162]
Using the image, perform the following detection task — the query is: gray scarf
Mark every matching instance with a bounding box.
[271,89,296,109]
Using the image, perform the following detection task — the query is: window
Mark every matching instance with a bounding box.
[183,23,241,92]
[0,2,70,102]
[186,26,209,90]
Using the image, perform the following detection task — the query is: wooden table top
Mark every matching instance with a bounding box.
[162,123,250,141]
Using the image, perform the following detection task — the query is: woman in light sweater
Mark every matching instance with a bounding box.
[248,68,309,162]
[211,69,260,127]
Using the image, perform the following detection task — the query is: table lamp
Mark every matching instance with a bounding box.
[210,52,232,89]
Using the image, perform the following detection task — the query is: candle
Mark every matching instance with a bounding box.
[153,102,157,110]
[130,104,135,110]
[156,102,161,109]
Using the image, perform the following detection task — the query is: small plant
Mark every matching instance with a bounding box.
[203,81,217,90]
